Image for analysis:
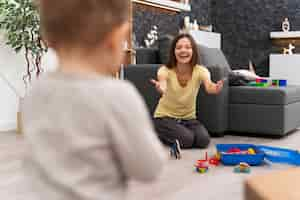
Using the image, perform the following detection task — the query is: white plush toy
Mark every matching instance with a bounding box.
[144,26,158,48]
[282,18,290,32]
[232,60,261,80]
[283,44,295,55]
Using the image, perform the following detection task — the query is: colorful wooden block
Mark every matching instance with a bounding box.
[272,79,287,87]
[279,79,287,87]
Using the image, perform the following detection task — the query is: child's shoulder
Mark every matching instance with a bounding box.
[100,79,142,103]
[29,74,137,100]
[98,79,147,116]
[101,78,137,92]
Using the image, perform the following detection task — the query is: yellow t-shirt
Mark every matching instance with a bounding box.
[154,65,210,120]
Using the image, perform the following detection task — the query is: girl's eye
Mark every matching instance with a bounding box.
[176,45,191,50]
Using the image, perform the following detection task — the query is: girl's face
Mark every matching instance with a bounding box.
[174,37,193,65]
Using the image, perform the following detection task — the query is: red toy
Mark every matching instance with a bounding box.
[227,148,241,153]
[209,157,220,166]
[194,152,221,173]
[195,152,209,173]
[194,162,208,173]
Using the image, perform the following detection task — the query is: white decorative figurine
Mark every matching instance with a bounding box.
[184,16,191,31]
[282,18,290,32]
[144,25,158,48]
[283,43,295,55]
[192,19,199,30]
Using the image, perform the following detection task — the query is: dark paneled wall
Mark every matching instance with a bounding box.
[211,0,300,76]
[133,0,210,48]
[133,0,300,76]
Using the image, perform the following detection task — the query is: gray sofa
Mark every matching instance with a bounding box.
[124,46,300,137]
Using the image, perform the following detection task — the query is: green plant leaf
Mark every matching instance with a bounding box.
[0,0,48,79]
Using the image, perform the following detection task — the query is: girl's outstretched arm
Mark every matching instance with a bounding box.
[150,66,168,95]
[202,71,224,94]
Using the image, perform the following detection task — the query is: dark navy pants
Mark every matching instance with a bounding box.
[153,117,210,149]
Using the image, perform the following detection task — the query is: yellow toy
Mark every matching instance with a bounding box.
[234,162,251,173]
[248,148,256,155]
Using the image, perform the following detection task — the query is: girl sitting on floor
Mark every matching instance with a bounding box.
[151,33,224,150]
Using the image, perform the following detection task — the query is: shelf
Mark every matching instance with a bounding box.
[270,31,300,39]
[132,0,191,12]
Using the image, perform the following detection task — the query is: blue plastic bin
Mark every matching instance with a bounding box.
[257,145,300,166]
[216,144,265,166]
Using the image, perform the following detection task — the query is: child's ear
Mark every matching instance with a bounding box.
[107,22,130,53]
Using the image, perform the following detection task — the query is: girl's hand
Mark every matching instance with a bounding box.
[215,79,224,94]
[150,79,165,94]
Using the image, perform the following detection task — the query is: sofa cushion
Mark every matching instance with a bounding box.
[198,45,231,73]
[229,85,300,105]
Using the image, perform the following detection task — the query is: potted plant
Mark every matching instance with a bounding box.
[0,0,48,133]
[0,0,48,85]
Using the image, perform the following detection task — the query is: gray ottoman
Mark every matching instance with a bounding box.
[228,85,300,136]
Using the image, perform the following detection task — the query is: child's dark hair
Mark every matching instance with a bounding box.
[166,33,199,69]
[38,0,129,50]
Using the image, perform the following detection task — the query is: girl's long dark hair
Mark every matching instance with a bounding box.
[166,33,199,69]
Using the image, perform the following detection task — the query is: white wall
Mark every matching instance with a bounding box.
[0,34,57,131]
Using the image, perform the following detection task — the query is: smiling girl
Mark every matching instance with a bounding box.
[151,33,224,150]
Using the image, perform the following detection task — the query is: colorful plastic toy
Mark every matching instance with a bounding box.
[248,78,287,87]
[248,148,256,155]
[217,143,300,166]
[256,78,268,83]
[215,152,221,160]
[257,145,300,166]
[216,144,265,166]
[227,147,242,154]
[272,79,287,87]
[272,79,279,86]
[234,162,251,173]
[195,166,208,173]
[195,162,209,173]
[198,152,208,162]
[248,81,269,87]
[279,79,287,87]
[194,152,209,173]
[194,152,222,173]
[209,156,220,166]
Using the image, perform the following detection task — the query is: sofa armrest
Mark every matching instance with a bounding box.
[124,64,161,116]
[196,65,229,136]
